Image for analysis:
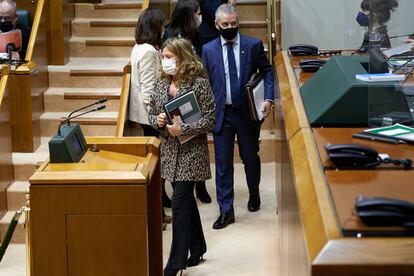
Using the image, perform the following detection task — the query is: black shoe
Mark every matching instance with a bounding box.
[187,254,205,267]
[213,212,235,229]
[195,182,212,203]
[247,194,261,212]
[164,268,183,276]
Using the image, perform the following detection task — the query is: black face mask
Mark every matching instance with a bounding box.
[219,26,238,40]
[0,21,14,33]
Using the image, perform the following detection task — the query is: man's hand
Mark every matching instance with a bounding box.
[261,101,273,118]
[166,115,182,137]
[12,51,19,60]
[157,112,167,128]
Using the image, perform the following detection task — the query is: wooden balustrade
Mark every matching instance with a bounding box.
[115,63,131,137]
[0,68,13,218]
[9,0,48,152]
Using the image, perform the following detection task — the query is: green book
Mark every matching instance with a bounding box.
[163,90,201,144]
[364,123,414,143]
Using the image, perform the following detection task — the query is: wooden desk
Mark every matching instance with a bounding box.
[275,51,414,276]
[29,137,162,276]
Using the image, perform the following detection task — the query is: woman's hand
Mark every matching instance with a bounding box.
[157,112,167,128]
[166,115,183,137]
[261,101,273,118]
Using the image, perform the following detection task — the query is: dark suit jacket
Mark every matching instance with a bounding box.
[198,0,227,45]
[202,34,274,133]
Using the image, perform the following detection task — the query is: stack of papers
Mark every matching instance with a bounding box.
[355,73,405,82]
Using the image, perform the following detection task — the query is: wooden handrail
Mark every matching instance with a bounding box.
[0,74,9,105]
[115,0,150,137]
[115,63,131,137]
[142,0,150,9]
[25,0,45,62]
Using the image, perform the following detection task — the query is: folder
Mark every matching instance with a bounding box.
[163,90,201,144]
[245,72,265,121]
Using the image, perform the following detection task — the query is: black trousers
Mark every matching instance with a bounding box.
[165,181,207,270]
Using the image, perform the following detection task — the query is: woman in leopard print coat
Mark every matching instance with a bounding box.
[148,37,215,276]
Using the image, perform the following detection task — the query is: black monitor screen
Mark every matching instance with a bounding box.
[69,132,83,156]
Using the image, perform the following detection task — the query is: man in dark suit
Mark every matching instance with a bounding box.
[0,0,31,60]
[202,4,274,229]
[198,0,236,45]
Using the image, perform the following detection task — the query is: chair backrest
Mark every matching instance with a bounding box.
[16,9,30,29]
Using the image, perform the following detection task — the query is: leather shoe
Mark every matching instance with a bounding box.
[247,194,261,212]
[213,212,235,229]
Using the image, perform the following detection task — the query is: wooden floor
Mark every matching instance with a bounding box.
[0,163,280,276]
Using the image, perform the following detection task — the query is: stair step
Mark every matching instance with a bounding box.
[48,58,128,86]
[85,39,135,47]
[7,181,29,211]
[44,87,120,112]
[238,0,267,21]
[0,211,26,244]
[40,112,117,136]
[94,2,142,9]
[70,69,124,76]
[72,18,136,37]
[12,141,49,181]
[49,71,123,88]
[69,37,133,58]
[75,3,141,19]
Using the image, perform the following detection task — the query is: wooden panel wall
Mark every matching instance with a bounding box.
[0,76,14,217]
[48,0,75,65]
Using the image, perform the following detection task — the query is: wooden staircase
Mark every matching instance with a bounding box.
[1,0,272,245]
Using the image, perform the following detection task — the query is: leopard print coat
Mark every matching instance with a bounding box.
[148,75,216,182]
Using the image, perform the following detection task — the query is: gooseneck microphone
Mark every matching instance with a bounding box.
[6,43,16,64]
[56,98,108,136]
[66,98,108,126]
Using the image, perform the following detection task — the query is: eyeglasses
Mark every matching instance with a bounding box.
[0,16,16,22]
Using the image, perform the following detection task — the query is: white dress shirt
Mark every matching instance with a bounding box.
[221,34,240,105]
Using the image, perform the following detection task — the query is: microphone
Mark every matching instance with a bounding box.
[66,98,108,126]
[6,42,16,64]
[56,102,107,137]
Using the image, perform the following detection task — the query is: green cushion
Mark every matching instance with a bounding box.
[16,9,30,28]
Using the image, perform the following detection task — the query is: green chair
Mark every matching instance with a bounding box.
[16,9,30,28]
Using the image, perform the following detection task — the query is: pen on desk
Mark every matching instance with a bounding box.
[352,133,405,144]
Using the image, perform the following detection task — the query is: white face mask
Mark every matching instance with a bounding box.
[162,58,178,75]
[196,15,202,28]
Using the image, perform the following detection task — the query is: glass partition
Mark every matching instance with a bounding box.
[367,0,414,127]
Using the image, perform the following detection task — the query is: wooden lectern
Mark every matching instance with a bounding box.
[29,137,162,276]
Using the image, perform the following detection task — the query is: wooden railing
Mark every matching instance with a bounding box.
[8,0,48,152]
[0,66,13,218]
[115,63,131,137]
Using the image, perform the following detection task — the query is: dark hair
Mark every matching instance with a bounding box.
[360,0,398,24]
[169,0,200,40]
[135,8,165,47]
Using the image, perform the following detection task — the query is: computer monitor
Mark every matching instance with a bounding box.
[48,124,88,163]
[0,29,22,53]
